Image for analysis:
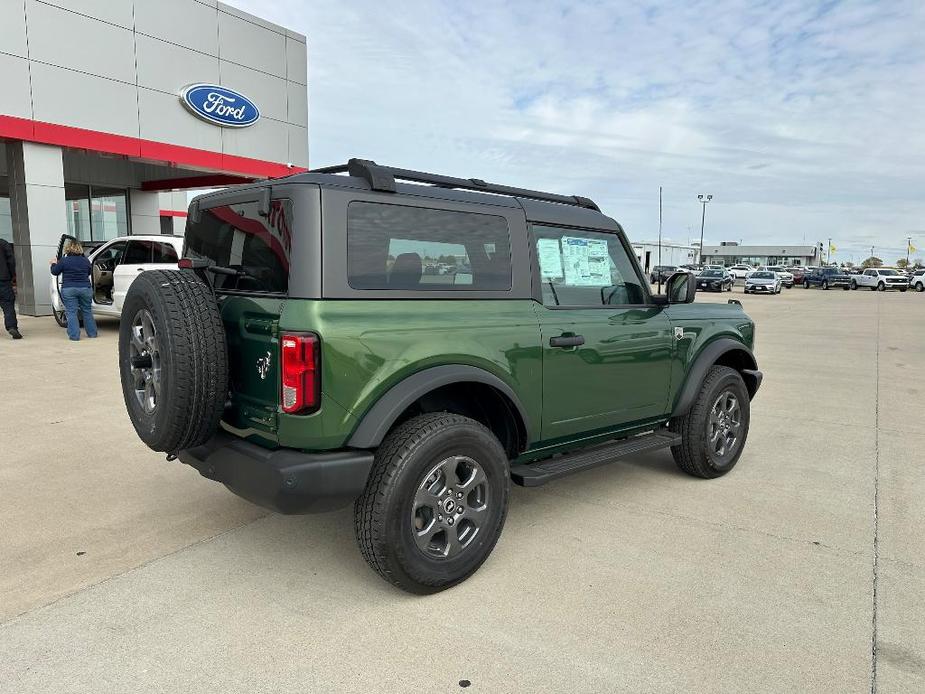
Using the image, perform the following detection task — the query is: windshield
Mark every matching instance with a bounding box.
[701,270,723,277]
[879,269,899,276]
[751,272,774,279]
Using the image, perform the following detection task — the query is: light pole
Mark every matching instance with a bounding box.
[697,194,712,264]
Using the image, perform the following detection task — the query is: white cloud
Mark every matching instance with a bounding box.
[230,0,925,262]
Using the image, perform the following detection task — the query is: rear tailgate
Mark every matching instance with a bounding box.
[219,296,283,437]
[184,197,295,442]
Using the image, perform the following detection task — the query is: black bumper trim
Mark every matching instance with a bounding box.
[178,432,375,514]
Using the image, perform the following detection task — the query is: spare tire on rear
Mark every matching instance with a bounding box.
[118,270,228,453]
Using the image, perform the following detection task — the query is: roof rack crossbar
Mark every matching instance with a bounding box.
[313,158,600,212]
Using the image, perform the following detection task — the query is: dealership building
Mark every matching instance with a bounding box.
[700,243,822,267]
[0,0,308,315]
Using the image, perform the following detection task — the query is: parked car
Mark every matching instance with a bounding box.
[697,268,734,292]
[763,266,794,288]
[910,269,925,292]
[851,268,909,292]
[744,270,781,294]
[680,264,703,276]
[50,234,183,327]
[649,265,678,283]
[803,266,851,290]
[116,159,762,594]
[727,265,753,280]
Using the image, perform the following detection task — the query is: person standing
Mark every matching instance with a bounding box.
[0,237,21,339]
[50,239,98,341]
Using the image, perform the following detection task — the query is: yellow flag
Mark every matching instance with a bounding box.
[910,240,917,253]
[829,242,837,253]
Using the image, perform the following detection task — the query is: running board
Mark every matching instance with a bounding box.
[510,430,681,487]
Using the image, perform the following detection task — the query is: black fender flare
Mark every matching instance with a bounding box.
[347,365,531,449]
[671,338,760,418]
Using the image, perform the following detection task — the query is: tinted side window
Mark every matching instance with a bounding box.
[152,242,178,264]
[185,200,291,294]
[532,225,646,306]
[347,202,511,291]
[123,241,152,264]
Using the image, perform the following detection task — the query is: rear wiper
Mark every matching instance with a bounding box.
[205,265,255,278]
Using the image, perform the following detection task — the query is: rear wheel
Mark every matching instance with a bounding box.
[118,270,228,453]
[670,366,750,478]
[355,413,510,594]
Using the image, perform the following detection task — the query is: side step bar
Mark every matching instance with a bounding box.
[510,430,681,487]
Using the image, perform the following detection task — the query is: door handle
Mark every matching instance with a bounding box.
[549,334,585,348]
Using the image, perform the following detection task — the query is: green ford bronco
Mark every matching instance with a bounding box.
[118,159,761,594]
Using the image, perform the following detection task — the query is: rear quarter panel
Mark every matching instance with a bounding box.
[277,299,542,450]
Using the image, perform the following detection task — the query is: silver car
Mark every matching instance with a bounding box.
[744,270,782,295]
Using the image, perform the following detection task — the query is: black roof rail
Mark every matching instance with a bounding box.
[312,158,600,212]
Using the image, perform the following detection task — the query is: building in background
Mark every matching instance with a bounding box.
[0,0,308,315]
[699,242,821,267]
[631,241,696,273]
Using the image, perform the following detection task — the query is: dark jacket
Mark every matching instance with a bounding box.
[0,239,15,282]
[50,254,93,289]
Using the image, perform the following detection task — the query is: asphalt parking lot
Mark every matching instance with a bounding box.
[1,286,923,693]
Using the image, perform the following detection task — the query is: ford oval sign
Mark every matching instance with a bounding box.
[180,84,260,128]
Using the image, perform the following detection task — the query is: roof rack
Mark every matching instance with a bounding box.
[312,158,600,212]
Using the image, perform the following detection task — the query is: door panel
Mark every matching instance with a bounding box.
[536,305,673,440]
[530,224,674,442]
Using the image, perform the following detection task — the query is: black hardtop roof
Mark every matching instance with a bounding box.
[192,158,621,232]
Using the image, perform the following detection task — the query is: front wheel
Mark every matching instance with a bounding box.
[851,280,857,290]
[354,413,510,594]
[877,282,886,291]
[900,288,907,293]
[916,282,924,292]
[670,366,751,478]
[822,280,829,290]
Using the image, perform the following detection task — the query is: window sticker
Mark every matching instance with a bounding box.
[537,238,564,279]
[562,236,610,286]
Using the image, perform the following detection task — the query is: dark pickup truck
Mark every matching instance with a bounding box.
[803,267,851,290]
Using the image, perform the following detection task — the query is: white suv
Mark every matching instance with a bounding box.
[50,235,183,326]
[911,269,925,292]
[851,268,909,292]
[727,265,753,280]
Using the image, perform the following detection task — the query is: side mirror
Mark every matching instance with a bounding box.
[666,271,696,304]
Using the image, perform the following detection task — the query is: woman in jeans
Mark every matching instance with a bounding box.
[50,239,98,341]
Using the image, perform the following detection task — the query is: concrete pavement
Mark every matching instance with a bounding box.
[1,287,923,692]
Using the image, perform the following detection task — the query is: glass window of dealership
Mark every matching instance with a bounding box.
[1,183,128,244]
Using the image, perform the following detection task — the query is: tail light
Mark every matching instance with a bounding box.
[280,333,320,414]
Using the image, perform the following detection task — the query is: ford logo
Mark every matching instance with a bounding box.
[180,84,260,128]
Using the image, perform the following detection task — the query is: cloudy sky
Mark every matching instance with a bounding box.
[231,0,924,263]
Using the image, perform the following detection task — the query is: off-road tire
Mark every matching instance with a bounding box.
[877,282,886,291]
[354,413,510,594]
[669,365,750,479]
[118,270,228,453]
[915,282,924,292]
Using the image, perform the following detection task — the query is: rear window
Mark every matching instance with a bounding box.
[184,200,292,294]
[346,202,511,291]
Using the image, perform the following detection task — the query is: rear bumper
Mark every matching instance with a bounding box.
[178,431,375,514]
